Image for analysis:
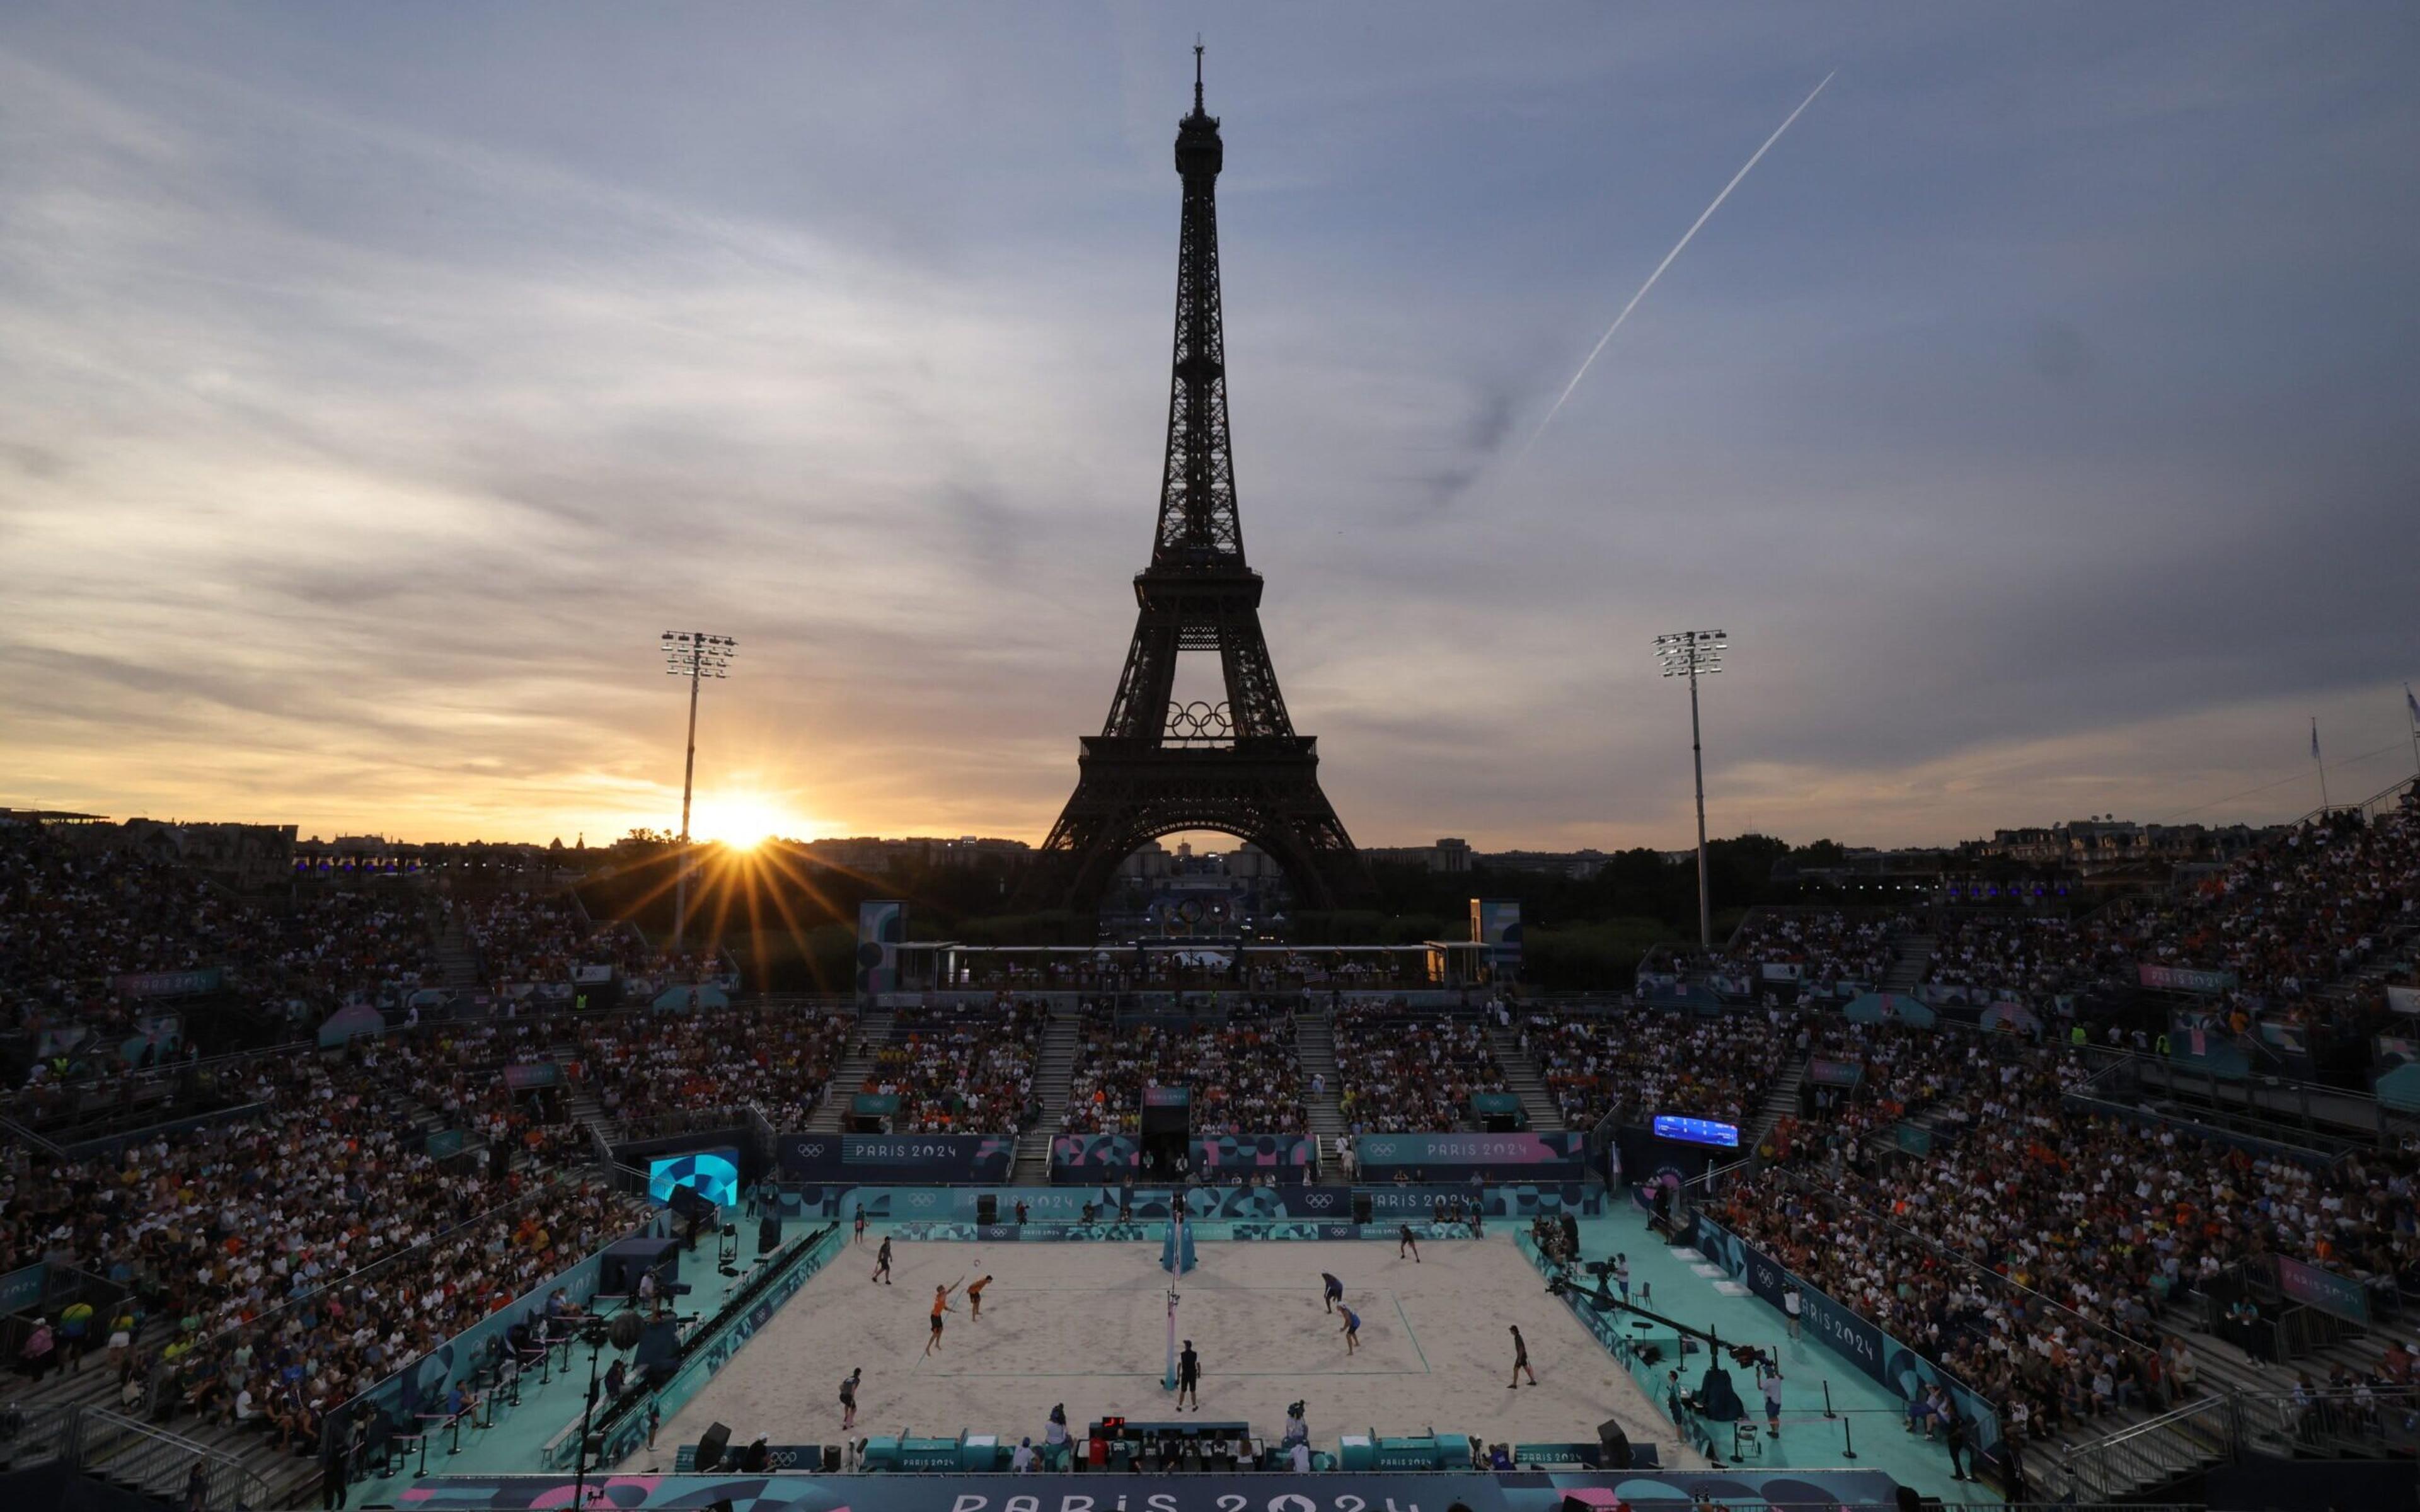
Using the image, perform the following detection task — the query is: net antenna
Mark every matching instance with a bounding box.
[1163,1281,1181,1391]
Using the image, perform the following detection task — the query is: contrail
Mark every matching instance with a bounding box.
[1507,71,1835,473]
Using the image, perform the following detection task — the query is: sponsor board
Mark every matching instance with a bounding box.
[377,1467,1901,1512]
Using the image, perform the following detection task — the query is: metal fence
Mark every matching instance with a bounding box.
[0,1403,268,1512]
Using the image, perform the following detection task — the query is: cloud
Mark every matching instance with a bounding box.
[1,5,2414,849]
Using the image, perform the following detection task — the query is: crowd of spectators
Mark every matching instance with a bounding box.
[1062,1010,1302,1135]
[0,826,253,1024]
[575,1007,850,1131]
[1724,1006,2420,1460]
[1515,1005,1784,1130]
[240,889,444,1016]
[865,1004,1043,1135]
[1332,1009,1506,1133]
[1924,912,2117,1000]
[2109,806,2420,1010]
[1725,910,1900,992]
[0,1047,647,1460]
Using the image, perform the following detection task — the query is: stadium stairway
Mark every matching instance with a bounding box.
[6,1351,320,1511]
[1294,1011,1349,1184]
[1485,1026,1564,1131]
[434,918,480,991]
[1881,931,1935,994]
[1743,1051,1804,1150]
[805,1010,890,1134]
[1013,1005,1081,1184]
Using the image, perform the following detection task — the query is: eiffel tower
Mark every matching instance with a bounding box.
[1025,50,1369,912]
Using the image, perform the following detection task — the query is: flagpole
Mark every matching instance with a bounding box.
[2312,718,2330,814]
[2406,685,2420,782]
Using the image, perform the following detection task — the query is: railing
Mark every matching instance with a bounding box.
[2049,1393,2236,1503]
[2238,1382,2420,1457]
[0,1401,78,1468]
[2291,773,2417,829]
[0,1113,67,1160]
[596,1103,752,1144]
[73,1407,271,1512]
[746,1100,783,1166]
[2273,1301,2358,1361]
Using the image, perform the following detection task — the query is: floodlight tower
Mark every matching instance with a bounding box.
[661,631,737,952]
[1654,629,1727,952]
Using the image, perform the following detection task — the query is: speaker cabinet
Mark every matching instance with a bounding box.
[1596,1419,1632,1470]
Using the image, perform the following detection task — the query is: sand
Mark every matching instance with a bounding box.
[656,1231,1695,1468]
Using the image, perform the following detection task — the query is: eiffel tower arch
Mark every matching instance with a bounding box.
[1022,51,1371,914]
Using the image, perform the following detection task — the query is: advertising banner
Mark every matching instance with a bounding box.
[1977,1000,2043,1034]
[856,900,905,997]
[2388,985,2419,1016]
[786,1182,1601,1226]
[1806,1057,1864,1087]
[396,1468,1902,1512]
[2273,1254,2371,1326]
[501,1061,562,1091]
[2140,963,2239,994]
[1470,898,1521,973]
[649,1147,742,1208]
[1049,1133,1136,1180]
[1691,1213,2000,1463]
[779,1133,1014,1184]
[1760,961,1802,982]
[2167,1007,2252,1079]
[1353,1131,1585,1181]
[1049,1133,1313,1183]
[112,968,223,999]
[1192,1132,1313,1183]
[316,1001,388,1048]
[0,1262,47,1314]
[1842,992,1935,1026]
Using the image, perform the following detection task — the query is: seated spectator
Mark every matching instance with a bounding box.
[1333,1008,1507,1133]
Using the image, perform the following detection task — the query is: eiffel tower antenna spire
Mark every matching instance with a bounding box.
[1020,57,1368,914]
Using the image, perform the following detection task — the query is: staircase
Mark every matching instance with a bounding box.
[806,1011,891,1133]
[565,1056,619,1154]
[1294,1010,1349,1185]
[2034,1392,2234,1503]
[1487,1026,1564,1131]
[1882,931,1935,994]
[434,917,481,992]
[6,1364,310,1510]
[1013,1005,1083,1184]
[1744,1052,1804,1150]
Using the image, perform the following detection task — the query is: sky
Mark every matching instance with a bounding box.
[3,3,2416,852]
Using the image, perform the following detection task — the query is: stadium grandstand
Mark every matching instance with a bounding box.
[0,782,2414,1509]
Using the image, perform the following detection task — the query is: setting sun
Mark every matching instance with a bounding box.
[690,793,809,850]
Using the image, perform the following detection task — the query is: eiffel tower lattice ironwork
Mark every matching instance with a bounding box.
[1025,50,1369,912]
